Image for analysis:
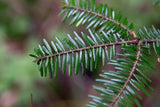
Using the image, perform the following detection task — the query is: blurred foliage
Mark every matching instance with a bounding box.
[0,38,44,106]
[104,0,160,30]
[0,1,29,40]
[154,0,160,5]
[25,0,38,4]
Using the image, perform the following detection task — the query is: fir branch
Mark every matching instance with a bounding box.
[63,5,133,35]
[30,0,160,107]
[30,0,160,106]
[35,39,160,62]
[109,40,142,107]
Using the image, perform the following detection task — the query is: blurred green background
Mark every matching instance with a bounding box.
[0,0,160,107]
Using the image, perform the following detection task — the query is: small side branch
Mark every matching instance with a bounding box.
[63,6,133,35]
[109,40,142,107]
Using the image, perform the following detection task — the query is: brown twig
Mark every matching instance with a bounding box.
[132,31,137,38]
[30,93,32,107]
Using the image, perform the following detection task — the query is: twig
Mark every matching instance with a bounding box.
[30,93,32,107]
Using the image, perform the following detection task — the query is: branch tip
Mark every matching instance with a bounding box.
[158,56,160,63]
[131,31,137,38]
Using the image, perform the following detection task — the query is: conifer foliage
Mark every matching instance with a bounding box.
[30,0,160,106]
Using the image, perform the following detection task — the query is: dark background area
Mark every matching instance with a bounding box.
[0,0,160,107]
